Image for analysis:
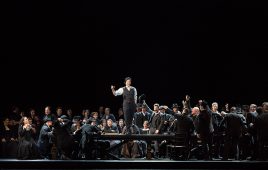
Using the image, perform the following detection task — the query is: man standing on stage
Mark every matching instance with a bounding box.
[111,77,137,134]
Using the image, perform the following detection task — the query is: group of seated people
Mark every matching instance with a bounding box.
[1,95,268,160]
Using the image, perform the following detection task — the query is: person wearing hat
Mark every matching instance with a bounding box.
[111,77,137,134]
[37,117,54,159]
[53,114,74,160]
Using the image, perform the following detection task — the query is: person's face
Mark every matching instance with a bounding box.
[250,105,257,112]
[118,109,123,115]
[99,106,104,112]
[142,107,146,112]
[107,120,112,127]
[67,110,72,115]
[47,121,53,127]
[212,104,218,111]
[119,120,124,126]
[93,113,98,119]
[102,121,107,127]
[173,107,178,112]
[105,108,110,115]
[3,118,9,126]
[57,109,63,115]
[28,118,33,125]
[154,105,159,111]
[30,110,35,116]
[45,107,51,115]
[263,103,268,112]
[125,79,131,86]
[23,117,29,125]
[143,122,149,128]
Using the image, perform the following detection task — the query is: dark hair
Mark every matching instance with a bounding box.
[124,77,132,83]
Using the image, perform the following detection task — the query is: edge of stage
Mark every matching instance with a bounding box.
[1,159,268,169]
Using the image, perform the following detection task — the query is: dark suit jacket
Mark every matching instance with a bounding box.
[220,112,246,137]
[37,124,53,155]
[255,112,268,140]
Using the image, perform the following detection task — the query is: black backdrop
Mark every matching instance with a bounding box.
[1,1,267,114]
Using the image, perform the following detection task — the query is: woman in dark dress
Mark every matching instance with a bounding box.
[0,117,18,158]
[17,117,39,159]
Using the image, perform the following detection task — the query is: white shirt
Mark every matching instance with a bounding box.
[115,86,137,104]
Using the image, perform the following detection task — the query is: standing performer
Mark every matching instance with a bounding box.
[111,77,137,134]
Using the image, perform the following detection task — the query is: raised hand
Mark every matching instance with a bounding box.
[186,95,190,101]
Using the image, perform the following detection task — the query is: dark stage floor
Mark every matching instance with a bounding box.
[1,159,268,170]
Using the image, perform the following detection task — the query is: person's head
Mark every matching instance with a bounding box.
[30,108,36,117]
[56,107,63,116]
[92,112,99,119]
[241,105,249,113]
[141,105,147,112]
[212,102,218,111]
[124,77,132,86]
[45,106,51,115]
[143,120,149,129]
[256,106,263,115]
[199,100,208,111]
[118,119,124,127]
[45,117,53,127]
[91,119,97,126]
[118,108,123,116]
[250,104,257,113]
[230,107,237,113]
[3,118,10,126]
[136,104,142,112]
[67,109,72,116]
[104,108,110,115]
[28,117,33,125]
[262,102,268,113]
[99,106,104,113]
[182,108,190,115]
[159,106,165,113]
[192,107,200,116]
[83,109,90,117]
[101,119,107,126]
[153,103,159,112]
[20,117,29,125]
[172,103,179,112]
[107,119,113,127]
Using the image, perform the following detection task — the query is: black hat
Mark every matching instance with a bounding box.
[172,103,179,108]
[60,115,68,120]
[44,116,52,122]
[159,106,165,110]
[72,116,81,123]
[86,117,96,124]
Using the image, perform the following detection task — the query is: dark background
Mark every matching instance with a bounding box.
[1,1,267,114]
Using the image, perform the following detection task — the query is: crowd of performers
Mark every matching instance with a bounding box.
[1,96,268,160]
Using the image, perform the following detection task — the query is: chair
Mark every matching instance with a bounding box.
[166,133,189,160]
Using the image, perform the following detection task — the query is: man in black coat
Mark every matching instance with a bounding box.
[255,102,268,160]
[133,104,151,130]
[195,101,214,160]
[53,115,74,160]
[220,107,247,160]
[80,118,101,159]
[37,117,54,159]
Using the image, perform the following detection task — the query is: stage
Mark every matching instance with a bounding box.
[1,159,268,169]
